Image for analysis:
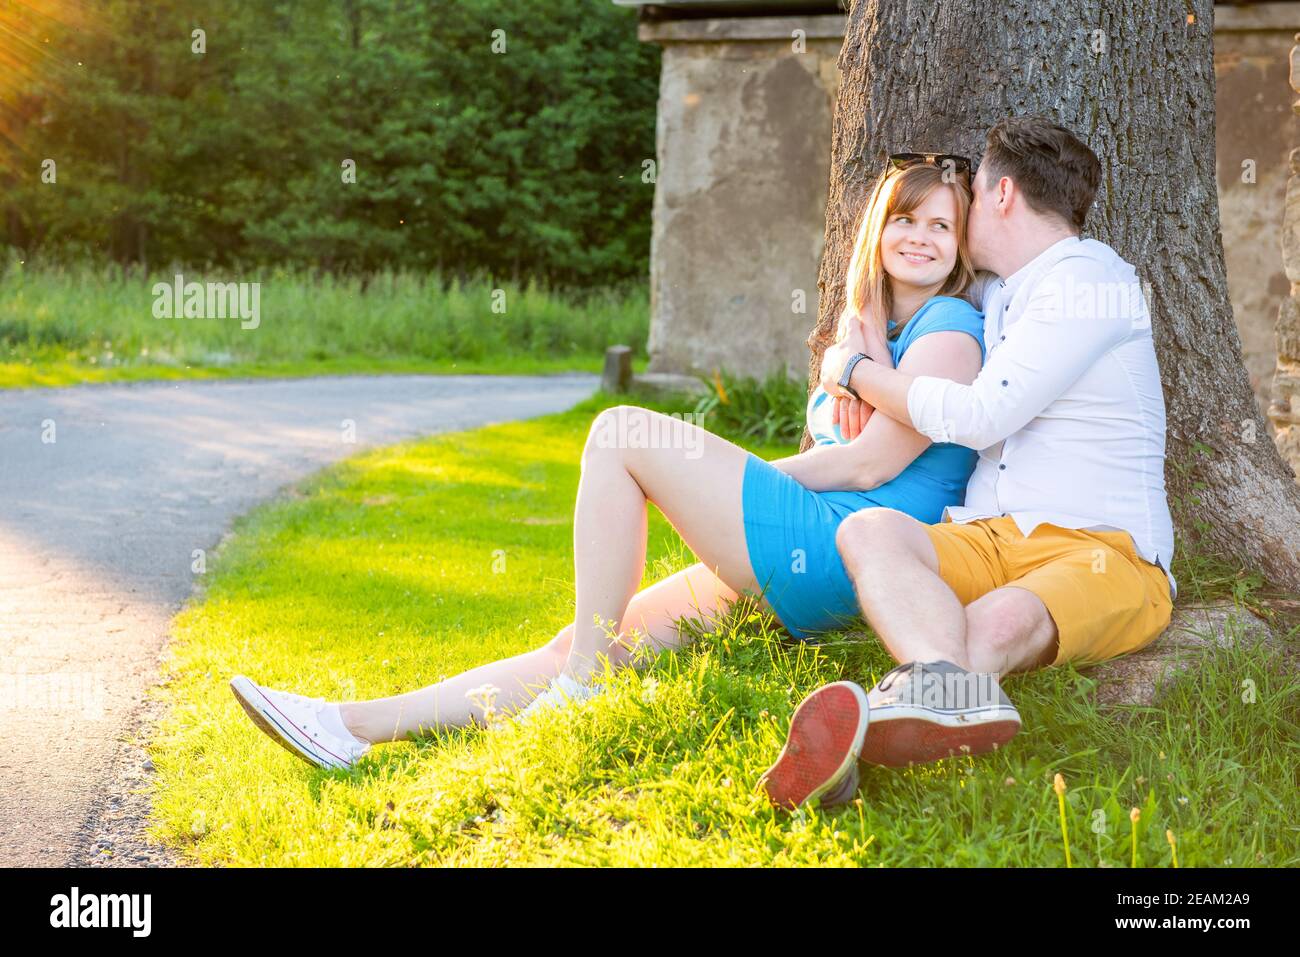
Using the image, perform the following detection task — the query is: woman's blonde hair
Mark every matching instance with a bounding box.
[840,162,975,341]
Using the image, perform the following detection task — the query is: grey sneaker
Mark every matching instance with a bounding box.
[860,660,1021,767]
[818,759,861,807]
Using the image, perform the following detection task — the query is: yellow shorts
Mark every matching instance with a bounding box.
[922,515,1173,668]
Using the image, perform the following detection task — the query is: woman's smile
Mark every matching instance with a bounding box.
[879,185,960,291]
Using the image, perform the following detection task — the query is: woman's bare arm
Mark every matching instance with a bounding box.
[770,330,982,492]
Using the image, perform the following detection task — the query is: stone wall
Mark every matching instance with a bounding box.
[1216,6,1299,417]
[638,5,1300,422]
[1269,36,1300,479]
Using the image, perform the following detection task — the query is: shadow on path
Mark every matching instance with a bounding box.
[0,373,598,866]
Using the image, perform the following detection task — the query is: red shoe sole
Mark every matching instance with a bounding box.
[759,682,869,809]
[859,712,1020,767]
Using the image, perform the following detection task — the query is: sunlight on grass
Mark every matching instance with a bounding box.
[145,393,1300,867]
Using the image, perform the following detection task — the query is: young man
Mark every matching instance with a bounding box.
[759,116,1176,810]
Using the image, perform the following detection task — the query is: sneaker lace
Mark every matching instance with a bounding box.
[276,688,326,714]
[876,662,913,693]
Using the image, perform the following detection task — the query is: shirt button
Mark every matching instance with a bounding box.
[1000,335,1006,341]
[1001,379,1008,387]
[999,464,1007,471]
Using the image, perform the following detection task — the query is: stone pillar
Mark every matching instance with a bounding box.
[1270,36,1300,482]
[638,14,844,381]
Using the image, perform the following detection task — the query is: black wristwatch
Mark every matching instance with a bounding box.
[837,352,873,400]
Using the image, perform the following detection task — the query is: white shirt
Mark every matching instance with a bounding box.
[906,236,1177,597]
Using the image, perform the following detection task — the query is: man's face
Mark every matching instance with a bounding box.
[965,164,999,272]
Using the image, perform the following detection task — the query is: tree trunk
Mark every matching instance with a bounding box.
[804,0,1300,591]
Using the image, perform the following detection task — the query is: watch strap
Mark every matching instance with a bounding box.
[838,352,873,399]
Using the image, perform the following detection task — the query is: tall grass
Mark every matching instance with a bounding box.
[0,259,648,383]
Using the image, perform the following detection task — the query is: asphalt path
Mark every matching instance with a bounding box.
[0,373,598,866]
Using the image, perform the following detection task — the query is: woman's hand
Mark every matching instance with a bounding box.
[821,311,892,441]
[835,394,875,439]
[859,312,894,369]
[819,313,869,397]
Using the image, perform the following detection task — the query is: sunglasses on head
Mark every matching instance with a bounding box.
[888,152,974,178]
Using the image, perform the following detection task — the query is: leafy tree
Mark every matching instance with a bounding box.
[1,0,659,292]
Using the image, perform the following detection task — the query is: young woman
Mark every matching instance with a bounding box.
[230,157,988,771]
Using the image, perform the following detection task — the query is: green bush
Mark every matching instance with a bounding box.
[692,369,808,446]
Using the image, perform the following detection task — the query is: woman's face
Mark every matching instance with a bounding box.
[879,186,960,289]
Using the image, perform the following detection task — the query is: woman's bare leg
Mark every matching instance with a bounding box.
[338,405,771,744]
[338,562,744,743]
[566,405,764,681]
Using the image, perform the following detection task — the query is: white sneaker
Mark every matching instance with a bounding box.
[230,675,371,771]
[514,672,602,724]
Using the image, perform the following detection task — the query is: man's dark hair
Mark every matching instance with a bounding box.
[980,116,1101,231]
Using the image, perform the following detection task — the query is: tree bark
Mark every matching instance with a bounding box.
[804,0,1300,591]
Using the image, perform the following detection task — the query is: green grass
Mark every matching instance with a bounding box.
[144,392,1300,867]
[0,353,644,389]
[0,261,648,388]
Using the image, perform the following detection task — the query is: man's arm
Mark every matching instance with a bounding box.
[840,360,915,430]
[849,259,1139,450]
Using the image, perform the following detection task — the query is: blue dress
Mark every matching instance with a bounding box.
[740,295,986,640]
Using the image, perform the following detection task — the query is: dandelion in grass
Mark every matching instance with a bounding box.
[466,682,502,726]
[1166,829,1179,868]
[1053,773,1071,867]
[1129,806,1141,868]
[641,676,659,703]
